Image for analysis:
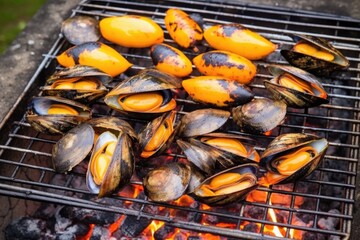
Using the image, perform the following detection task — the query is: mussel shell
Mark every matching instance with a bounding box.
[199,132,260,169]
[260,133,328,184]
[191,163,259,206]
[143,162,191,202]
[26,96,91,134]
[232,98,287,134]
[177,108,230,137]
[281,34,349,76]
[87,117,138,142]
[177,138,217,176]
[86,131,134,197]
[187,165,206,193]
[46,65,113,85]
[264,65,328,108]
[138,111,176,158]
[52,123,94,173]
[61,15,101,45]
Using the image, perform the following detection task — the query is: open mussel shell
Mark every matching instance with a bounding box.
[104,69,181,117]
[260,133,328,185]
[232,97,287,134]
[143,162,191,202]
[177,108,230,138]
[191,163,259,206]
[198,132,260,170]
[281,34,349,76]
[177,138,217,176]
[264,65,328,108]
[25,96,91,134]
[87,117,138,142]
[187,164,206,194]
[61,15,101,45]
[138,110,176,158]
[52,123,94,173]
[86,131,134,197]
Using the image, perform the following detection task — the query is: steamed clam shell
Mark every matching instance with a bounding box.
[143,162,191,202]
[61,15,101,45]
[259,133,328,186]
[86,130,135,197]
[264,65,328,108]
[26,96,91,134]
[232,97,287,134]
[192,163,258,206]
[281,34,349,76]
[104,69,181,116]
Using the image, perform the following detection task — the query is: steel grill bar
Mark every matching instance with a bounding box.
[0,0,359,239]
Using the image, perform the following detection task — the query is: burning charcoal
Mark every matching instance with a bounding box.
[154,225,176,240]
[89,225,111,240]
[61,205,120,225]
[120,216,153,237]
[301,231,326,240]
[55,233,76,240]
[317,209,340,230]
[63,223,90,236]
[55,207,73,232]
[243,222,260,233]
[244,205,265,220]
[4,217,48,240]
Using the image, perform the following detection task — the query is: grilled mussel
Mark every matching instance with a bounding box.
[43,65,111,103]
[61,15,100,45]
[143,162,191,202]
[192,163,259,206]
[232,97,287,134]
[281,34,349,76]
[264,65,328,108]
[139,110,176,158]
[182,76,254,107]
[259,133,328,186]
[86,130,135,197]
[104,69,181,117]
[177,108,230,138]
[26,96,91,134]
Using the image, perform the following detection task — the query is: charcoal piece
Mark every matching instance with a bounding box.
[154,225,175,240]
[301,232,326,240]
[64,223,90,236]
[55,233,76,240]
[317,209,340,230]
[55,207,73,232]
[90,225,111,240]
[60,206,120,225]
[4,217,48,240]
[244,205,265,220]
[120,216,152,237]
[243,223,260,233]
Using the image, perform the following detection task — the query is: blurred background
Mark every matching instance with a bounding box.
[0,0,46,54]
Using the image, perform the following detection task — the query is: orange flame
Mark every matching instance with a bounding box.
[267,203,284,238]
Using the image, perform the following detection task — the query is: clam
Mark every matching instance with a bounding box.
[43,66,111,103]
[177,138,217,176]
[232,97,287,134]
[281,34,349,76]
[86,131,135,197]
[264,65,328,108]
[192,163,258,206]
[143,162,191,202]
[61,15,101,45]
[25,96,91,134]
[138,110,176,158]
[52,123,94,173]
[104,69,181,116]
[259,133,328,186]
[198,133,260,169]
[177,108,230,138]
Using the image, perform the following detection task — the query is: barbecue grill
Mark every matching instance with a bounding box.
[0,0,360,239]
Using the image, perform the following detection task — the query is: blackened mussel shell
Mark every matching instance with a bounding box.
[232,97,286,134]
[281,34,349,76]
[104,69,181,116]
[61,15,101,45]
[259,133,328,186]
[177,108,230,138]
[138,110,176,158]
[26,96,91,134]
[86,130,135,197]
[264,65,328,108]
[143,162,191,202]
[191,163,258,206]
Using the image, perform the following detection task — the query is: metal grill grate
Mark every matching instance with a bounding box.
[1,0,360,239]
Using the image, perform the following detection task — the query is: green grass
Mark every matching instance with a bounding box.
[0,0,47,54]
